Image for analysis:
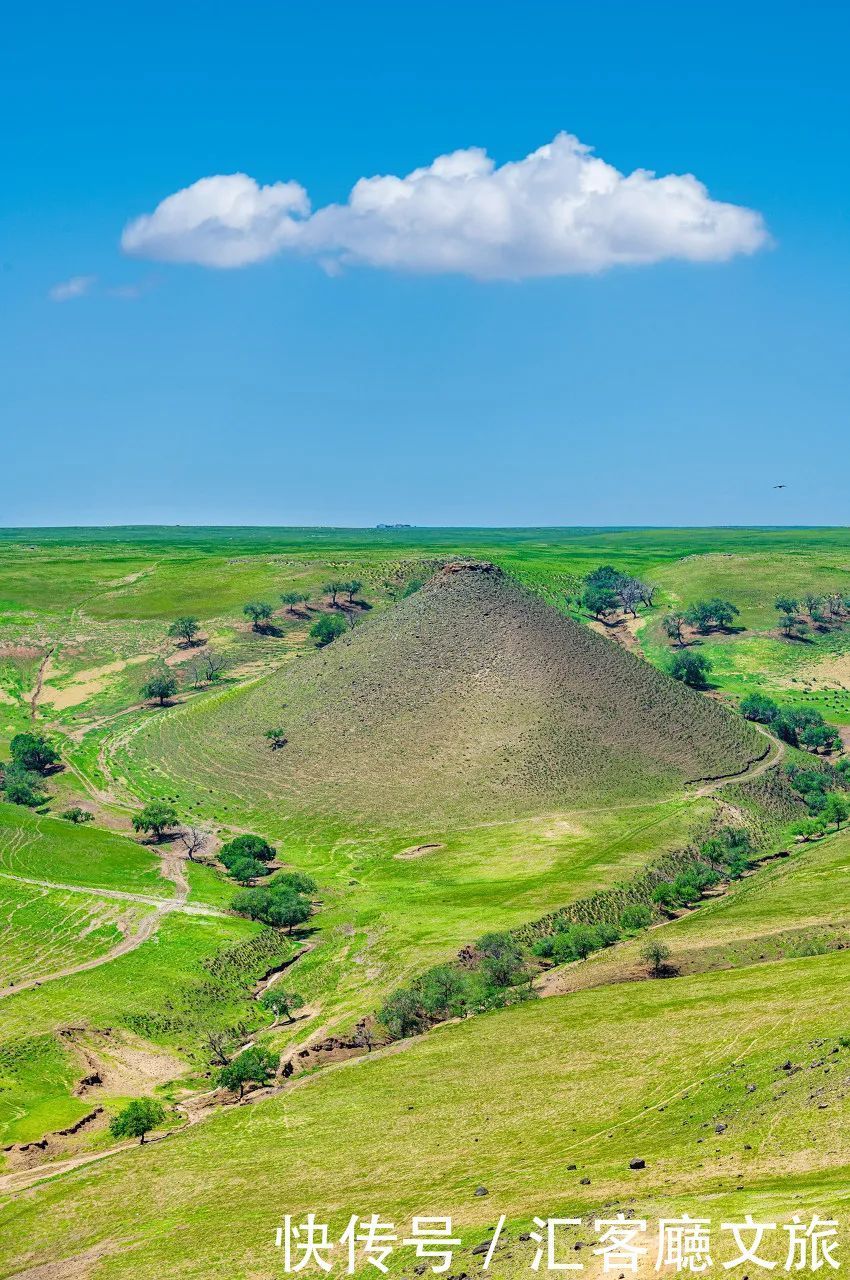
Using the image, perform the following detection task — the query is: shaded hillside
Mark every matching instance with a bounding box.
[160,562,761,830]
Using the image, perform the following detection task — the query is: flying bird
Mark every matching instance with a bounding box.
[773,483,787,489]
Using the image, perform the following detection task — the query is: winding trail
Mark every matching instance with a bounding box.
[693,721,785,796]
[0,909,163,1000]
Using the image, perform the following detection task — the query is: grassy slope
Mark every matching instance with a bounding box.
[0,880,152,989]
[0,912,293,1147]
[5,947,850,1279]
[0,801,170,896]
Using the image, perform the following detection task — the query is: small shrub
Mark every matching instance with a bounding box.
[620,903,653,933]
[60,806,93,823]
[311,613,347,647]
[640,939,671,977]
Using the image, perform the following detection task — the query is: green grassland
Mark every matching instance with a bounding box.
[0,880,152,990]
[1,527,849,1278]
[0,801,169,896]
[5,947,850,1279]
[0,913,295,1146]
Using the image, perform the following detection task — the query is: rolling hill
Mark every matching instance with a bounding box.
[137,561,762,831]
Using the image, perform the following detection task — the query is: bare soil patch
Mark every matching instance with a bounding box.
[41,654,153,710]
[394,842,445,860]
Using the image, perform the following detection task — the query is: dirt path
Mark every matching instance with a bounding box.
[0,910,163,1000]
[0,870,222,917]
[694,722,785,796]
[28,647,55,720]
[0,1025,416,1196]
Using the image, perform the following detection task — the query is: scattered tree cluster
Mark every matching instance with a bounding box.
[579,566,656,621]
[684,599,740,634]
[661,598,739,647]
[230,869,316,932]
[775,593,850,638]
[377,825,754,1040]
[740,693,841,752]
[323,580,362,606]
[785,761,850,838]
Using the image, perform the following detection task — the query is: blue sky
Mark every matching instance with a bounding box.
[2,1,848,527]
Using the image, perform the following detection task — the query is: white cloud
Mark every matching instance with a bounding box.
[122,174,310,268]
[121,133,769,280]
[49,274,96,301]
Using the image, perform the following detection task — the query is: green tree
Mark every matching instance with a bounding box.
[10,731,60,773]
[280,591,308,613]
[109,1097,166,1144]
[582,585,618,620]
[344,579,363,603]
[378,987,428,1039]
[230,882,312,931]
[243,601,274,630]
[311,613,347,647]
[667,649,712,689]
[220,834,276,865]
[662,613,686,645]
[229,886,271,921]
[259,988,304,1023]
[640,939,671,977]
[1,763,47,807]
[131,800,178,841]
[228,855,267,884]
[167,615,201,645]
[775,597,800,635]
[740,693,780,723]
[476,931,527,987]
[823,793,850,830]
[267,891,312,933]
[684,601,715,634]
[322,581,345,606]
[413,966,469,1020]
[217,1046,278,1099]
[140,673,177,706]
[706,598,740,630]
[799,722,840,753]
[585,566,624,591]
[269,869,317,894]
[265,727,288,749]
